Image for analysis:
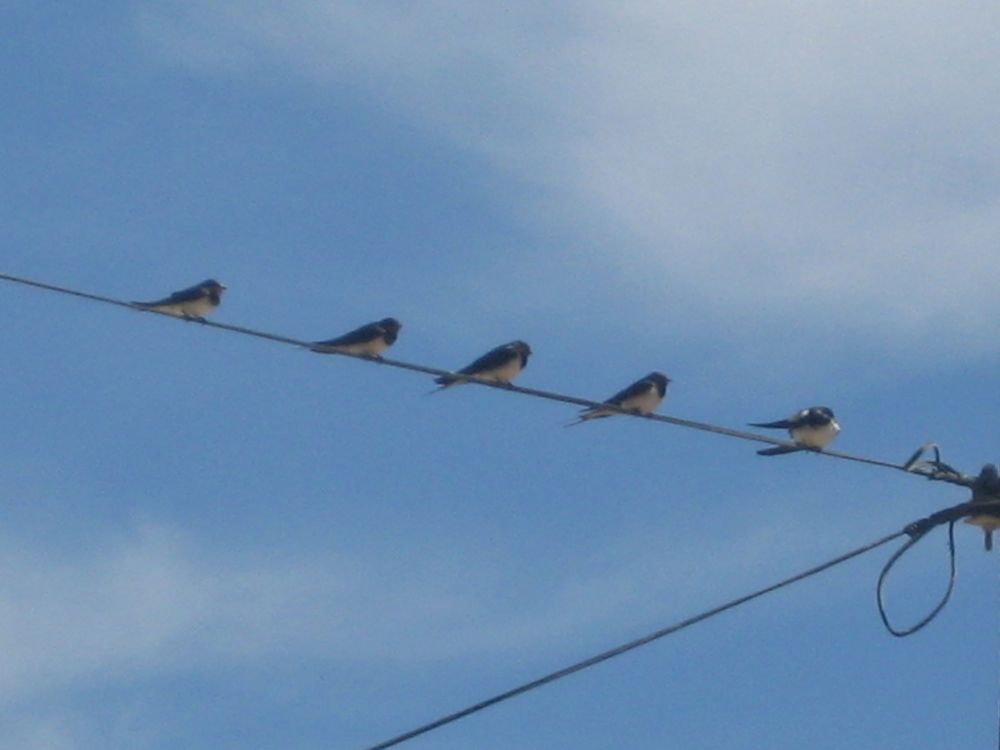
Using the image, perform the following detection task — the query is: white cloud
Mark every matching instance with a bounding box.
[136,1,1000,351]
[0,523,488,703]
[0,512,856,707]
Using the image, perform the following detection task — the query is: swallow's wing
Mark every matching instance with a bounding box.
[749,418,793,429]
[605,378,654,406]
[457,345,514,376]
[134,284,206,307]
[314,323,381,348]
[163,284,209,303]
[570,379,647,424]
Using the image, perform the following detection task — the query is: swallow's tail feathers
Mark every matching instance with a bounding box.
[426,375,462,395]
[565,406,614,427]
[749,419,792,429]
[310,341,346,354]
[564,413,596,428]
[756,445,802,457]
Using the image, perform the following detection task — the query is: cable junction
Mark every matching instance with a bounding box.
[878,465,1000,637]
[0,271,971,483]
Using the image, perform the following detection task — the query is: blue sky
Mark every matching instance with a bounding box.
[1,2,998,748]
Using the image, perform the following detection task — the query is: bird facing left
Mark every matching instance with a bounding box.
[568,371,671,426]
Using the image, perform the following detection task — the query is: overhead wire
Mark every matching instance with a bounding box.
[2,271,996,745]
[0,271,958,480]
[361,526,907,750]
[875,497,1000,637]
[363,495,1000,750]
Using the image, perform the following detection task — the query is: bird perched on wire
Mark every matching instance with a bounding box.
[432,340,532,390]
[132,279,226,321]
[311,318,402,359]
[964,464,1000,550]
[567,372,670,426]
[749,406,840,456]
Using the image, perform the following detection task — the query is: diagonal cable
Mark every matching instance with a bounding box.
[360,527,906,750]
[0,271,933,474]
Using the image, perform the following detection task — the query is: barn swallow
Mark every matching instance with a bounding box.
[133,279,226,321]
[311,318,402,358]
[568,372,670,426]
[964,464,1000,550]
[432,340,531,390]
[749,406,840,456]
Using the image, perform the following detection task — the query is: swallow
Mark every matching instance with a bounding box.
[133,279,226,321]
[964,464,1000,550]
[568,372,670,426]
[749,406,840,456]
[432,340,532,390]
[311,318,402,358]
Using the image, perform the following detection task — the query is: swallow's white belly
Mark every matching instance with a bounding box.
[966,515,1000,532]
[481,357,523,383]
[153,297,215,318]
[620,388,663,416]
[335,338,389,356]
[791,421,840,448]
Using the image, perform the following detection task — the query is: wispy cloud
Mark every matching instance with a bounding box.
[135,2,1000,351]
[0,523,482,703]
[0,510,863,711]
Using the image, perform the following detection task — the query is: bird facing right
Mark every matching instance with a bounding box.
[132,279,226,321]
[749,406,840,456]
[568,372,670,426]
[433,340,532,389]
[964,464,1000,550]
[311,318,402,358]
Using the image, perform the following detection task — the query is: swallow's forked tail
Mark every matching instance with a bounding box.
[425,378,461,396]
[756,445,802,457]
[564,407,614,427]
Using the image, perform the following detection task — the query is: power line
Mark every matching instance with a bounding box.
[3,271,993,745]
[0,271,959,480]
[877,520,957,637]
[360,526,907,750]
[364,497,1000,749]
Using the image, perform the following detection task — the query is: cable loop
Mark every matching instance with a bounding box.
[877,521,957,637]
